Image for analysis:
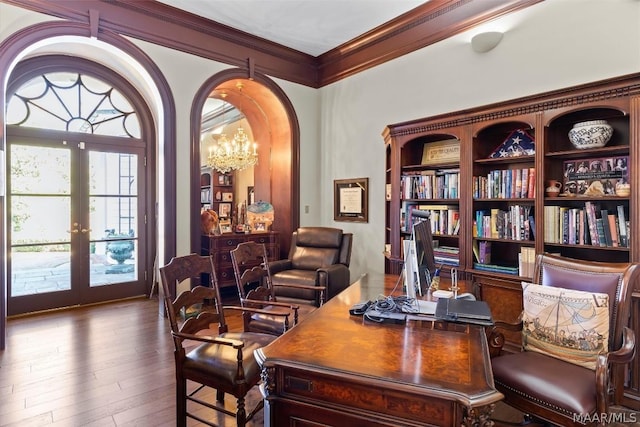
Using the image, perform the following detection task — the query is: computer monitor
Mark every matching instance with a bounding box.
[413,218,436,279]
[403,213,437,297]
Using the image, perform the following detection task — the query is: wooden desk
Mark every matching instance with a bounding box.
[254,273,503,427]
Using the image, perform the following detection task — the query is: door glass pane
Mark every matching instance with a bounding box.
[10,145,71,297]
[11,244,71,297]
[89,152,138,286]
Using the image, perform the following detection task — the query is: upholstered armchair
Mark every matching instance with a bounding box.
[269,227,352,306]
[489,253,640,427]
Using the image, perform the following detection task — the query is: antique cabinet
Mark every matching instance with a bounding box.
[200,231,279,291]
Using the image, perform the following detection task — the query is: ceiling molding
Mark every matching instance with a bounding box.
[2,0,541,88]
[317,0,542,86]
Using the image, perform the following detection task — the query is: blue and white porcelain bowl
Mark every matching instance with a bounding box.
[568,120,613,149]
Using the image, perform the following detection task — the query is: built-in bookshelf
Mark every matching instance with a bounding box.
[383,73,640,406]
[200,168,234,216]
[542,105,631,264]
[383,131,463,276]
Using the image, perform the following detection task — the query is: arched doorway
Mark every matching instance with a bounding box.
[0,21,176,348]
[191,70,300,258]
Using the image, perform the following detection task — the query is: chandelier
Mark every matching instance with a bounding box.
[206,94,258,173]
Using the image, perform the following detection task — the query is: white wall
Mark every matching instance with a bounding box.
[2,0,639,280]
[320,0,640,278]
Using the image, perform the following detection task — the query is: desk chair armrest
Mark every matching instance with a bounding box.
[486,313,524,357]
[604,326,636,365]
[237,298,301,312]
[172,331,244,348]
[225,304,295,330]
[269,259,292,275]
[595,326,636,414]
[224,304,294,318]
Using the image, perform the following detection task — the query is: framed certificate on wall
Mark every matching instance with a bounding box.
[334,178,368,223]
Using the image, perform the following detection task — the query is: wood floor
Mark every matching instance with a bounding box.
[0,296,263,427]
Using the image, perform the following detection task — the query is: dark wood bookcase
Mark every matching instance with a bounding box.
[383,73,640,407]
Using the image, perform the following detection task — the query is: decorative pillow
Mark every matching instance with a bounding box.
[521,282,609,370]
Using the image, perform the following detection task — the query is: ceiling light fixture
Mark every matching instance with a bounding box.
[471,31,503,53]
[207,88,258,173]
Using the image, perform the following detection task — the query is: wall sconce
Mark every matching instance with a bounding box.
[471,31,504,53]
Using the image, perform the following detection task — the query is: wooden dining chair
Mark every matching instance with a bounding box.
[159,253,275,427]
[231,241,322,335]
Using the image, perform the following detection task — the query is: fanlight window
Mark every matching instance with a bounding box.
[7,72,140,138]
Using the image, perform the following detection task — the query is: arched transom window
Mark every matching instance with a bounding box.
[7,71,141,138]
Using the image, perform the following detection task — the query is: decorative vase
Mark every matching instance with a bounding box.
[545,180,562,197]
[105,232,135,274]
[615,182,631,197]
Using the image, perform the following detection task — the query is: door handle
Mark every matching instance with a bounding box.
[81,228,92,234]
[67,222,80,234]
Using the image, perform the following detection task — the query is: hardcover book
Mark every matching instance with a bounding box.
[563,156,628,196]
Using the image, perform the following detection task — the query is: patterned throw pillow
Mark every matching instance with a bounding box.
[521,282,609,370]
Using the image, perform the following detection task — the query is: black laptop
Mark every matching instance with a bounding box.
[435,298,494,326]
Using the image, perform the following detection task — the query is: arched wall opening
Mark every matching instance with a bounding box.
[191,69,300,258]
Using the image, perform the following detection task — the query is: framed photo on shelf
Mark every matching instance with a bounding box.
[218,202,231,218]
[254,222,267,232]
[421,139,460,165]
[563,155,629,196]
[219,220,232,234]
[222,192,233,202]
[334,177,368,223]
[218,174,226,185]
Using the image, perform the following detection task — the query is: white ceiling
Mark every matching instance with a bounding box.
[156,0,426,56]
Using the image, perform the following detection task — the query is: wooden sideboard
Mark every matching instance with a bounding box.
[200,232,279,290]
[255,273,502,426]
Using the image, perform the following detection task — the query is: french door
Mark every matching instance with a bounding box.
[5,60,153,316]
[7,129,147,315]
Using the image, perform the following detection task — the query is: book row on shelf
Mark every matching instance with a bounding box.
[471,245,540,278]
[473,167,536,199]
[473,205,534,241]
[471,240,519,275]
[396,235,461,267]
[433,244,460,267]
[401,204,460,235]
[543,203,629,248]
[401,169,459,200]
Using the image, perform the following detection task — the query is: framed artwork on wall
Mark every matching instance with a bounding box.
[334,177,368,223]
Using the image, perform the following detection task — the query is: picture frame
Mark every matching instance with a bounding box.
[219,220,232,234]
[563,155,629,196]
[334,177,368,223]
[421,139,460,165]
[222,192,233,202]
[254,222,266,232]
[218,202,231,218]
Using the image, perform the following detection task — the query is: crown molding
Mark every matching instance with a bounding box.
[2,0,541,88]
[317,0,541,86]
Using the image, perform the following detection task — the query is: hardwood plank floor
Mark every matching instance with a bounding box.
[0,296,263,427]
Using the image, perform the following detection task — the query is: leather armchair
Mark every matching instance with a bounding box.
[489,254,640,427]
[269,227,352,306]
